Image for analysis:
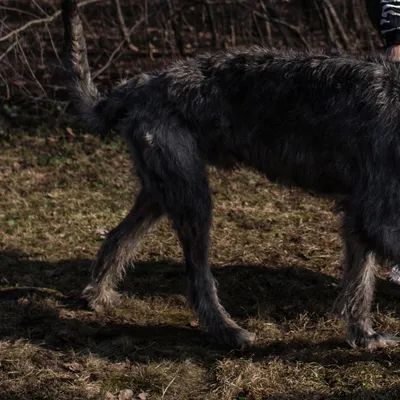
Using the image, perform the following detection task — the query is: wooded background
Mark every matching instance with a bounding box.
[0,0,383,121]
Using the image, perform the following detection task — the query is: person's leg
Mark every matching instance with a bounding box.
[366,0,400,60]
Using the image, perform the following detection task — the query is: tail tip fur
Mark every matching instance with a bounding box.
[62,0,79,31]
[62,0,78,15]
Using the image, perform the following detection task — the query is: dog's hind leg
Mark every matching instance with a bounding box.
[83,189,164,311]
[167,176,253,348]
[334,232,399,349]
[137,131,254,348]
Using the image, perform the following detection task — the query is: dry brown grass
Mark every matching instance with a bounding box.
[1,126,400,400]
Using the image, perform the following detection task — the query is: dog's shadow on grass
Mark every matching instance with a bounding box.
[0,249,399,366]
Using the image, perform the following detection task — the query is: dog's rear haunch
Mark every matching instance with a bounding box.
[62,0,400,349]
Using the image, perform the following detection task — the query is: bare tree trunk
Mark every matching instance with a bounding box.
[166,0,185,56]
[206,1,219,49]
[260,1,294,47]
[323,0,350,50]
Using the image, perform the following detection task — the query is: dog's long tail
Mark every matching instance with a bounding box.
[62,0,108,134]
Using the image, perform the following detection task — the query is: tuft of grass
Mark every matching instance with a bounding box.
[1,127,400,399]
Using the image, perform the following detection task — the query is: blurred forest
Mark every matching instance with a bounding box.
[0,0,383,121]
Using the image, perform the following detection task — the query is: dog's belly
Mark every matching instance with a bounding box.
[199,129,354,195]
[245,141,354,195]
[262,165,350,195]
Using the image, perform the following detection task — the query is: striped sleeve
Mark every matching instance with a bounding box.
[380,0,400,45]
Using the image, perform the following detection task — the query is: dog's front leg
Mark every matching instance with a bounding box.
[335,233,399,349]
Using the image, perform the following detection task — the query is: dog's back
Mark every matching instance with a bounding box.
[105,49,399,194]
[62,0,400,185]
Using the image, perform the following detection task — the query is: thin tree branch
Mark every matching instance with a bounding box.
[251,8,310,48]
[0,41,18,63]
[45,25,62,65]
[93,15,149,79]
[16,40,46,96]
[92,39,126,79]
[0,6,41,19]
[0,0,103,43]
[115,0,139,52]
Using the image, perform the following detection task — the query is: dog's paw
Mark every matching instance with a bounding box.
[348,331,400,350]
[228,327,255,349]
[82,284,121,312]
[210,323,255,349]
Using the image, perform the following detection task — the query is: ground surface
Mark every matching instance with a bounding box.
[1,127,400,400]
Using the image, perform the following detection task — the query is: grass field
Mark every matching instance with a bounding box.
[1,126,400,399]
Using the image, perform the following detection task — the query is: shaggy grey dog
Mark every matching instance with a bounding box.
[62,0,400,349]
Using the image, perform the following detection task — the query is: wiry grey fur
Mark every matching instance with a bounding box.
[62,0,400,349]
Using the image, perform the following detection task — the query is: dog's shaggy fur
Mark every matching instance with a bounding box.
[62,0,400,349]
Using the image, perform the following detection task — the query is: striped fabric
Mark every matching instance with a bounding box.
[380,0,400,34]
[366,0,400,46]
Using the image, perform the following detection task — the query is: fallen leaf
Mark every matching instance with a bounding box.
[13,80,26,87]
[118,389,133,400]
[96,227,108,239]
[85,383,101,398]
[62,362,84,372]
[66,127,76,137]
